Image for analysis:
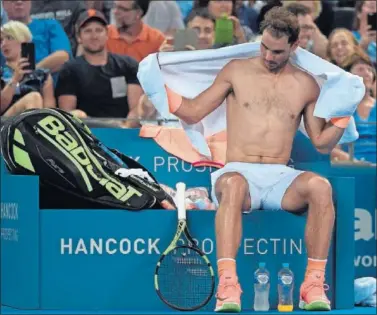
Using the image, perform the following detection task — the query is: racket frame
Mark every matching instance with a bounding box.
[154,183,215,311]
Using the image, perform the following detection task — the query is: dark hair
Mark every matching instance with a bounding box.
[349,55,376,80]
[285,3,312,17]
[260,6,300,44]
[194,0,237,17]
[185,7,216,26]
[134,0,150,17]
[353,0,364,30]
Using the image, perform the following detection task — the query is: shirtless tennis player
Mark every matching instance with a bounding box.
[165,7,351,313]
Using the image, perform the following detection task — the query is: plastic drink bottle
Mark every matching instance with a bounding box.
[278,263,294,312]
[253,262,270,311]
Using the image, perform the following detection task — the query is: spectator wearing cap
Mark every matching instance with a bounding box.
[30,0,86,56]
[56,10,143,126]
[107,0,165,62]
[85,0,113,22]
[2,0,71,84]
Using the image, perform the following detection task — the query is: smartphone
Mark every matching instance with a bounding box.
[367,13,376,31]
[173,29,199,51]
[21,42,36,70]
[215,15,233,45]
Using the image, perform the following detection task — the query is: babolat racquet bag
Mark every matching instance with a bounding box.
[0,108,175,210]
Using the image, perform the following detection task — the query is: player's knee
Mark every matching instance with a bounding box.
[307,176,332,202]
[217,172,248,192]
[215,172,249,206]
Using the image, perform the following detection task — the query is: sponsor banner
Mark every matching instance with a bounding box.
[1,175,40,309]
[39,209,328,311]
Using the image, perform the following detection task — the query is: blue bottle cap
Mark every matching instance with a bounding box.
[283,263,289,268]
[259,262,266,268]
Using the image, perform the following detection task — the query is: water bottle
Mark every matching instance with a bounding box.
[253,262,270,311]
[278,263,294,312]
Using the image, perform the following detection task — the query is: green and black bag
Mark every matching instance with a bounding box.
[0,108,175,210]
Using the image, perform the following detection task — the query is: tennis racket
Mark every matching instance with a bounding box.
[154,182,215,311]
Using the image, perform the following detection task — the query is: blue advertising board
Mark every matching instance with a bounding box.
[0,128,370,312]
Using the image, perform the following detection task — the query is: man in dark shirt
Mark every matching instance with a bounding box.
[56,10,143,125]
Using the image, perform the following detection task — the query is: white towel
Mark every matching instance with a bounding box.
[137,42,365,158]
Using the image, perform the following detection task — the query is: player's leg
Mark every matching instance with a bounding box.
[213,172,252,313]
[281,172,334,311]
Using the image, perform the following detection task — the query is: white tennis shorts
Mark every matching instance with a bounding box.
[210,162,304,211]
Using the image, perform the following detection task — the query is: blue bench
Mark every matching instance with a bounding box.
[1,128,355,312]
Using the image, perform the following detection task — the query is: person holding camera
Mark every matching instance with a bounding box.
[353,0,376,65]
[1,21,55,117]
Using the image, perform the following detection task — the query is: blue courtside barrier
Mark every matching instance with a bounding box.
[0,128,373,312]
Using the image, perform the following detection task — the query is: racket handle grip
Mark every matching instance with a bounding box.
[176,182,186,220]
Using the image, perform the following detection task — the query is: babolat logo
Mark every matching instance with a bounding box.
[11,128,35,173]
[36,115,142,202]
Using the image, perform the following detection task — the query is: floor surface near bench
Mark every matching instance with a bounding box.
[2,306,375,315]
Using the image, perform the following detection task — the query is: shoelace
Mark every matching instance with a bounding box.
[215,283,243,298]
[305,282,329,291]
[303,282,330,301]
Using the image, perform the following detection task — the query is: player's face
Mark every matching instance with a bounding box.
[260,30,298,72]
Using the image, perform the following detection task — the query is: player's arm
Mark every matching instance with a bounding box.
[304,84,349,154]
[166,60,235,124]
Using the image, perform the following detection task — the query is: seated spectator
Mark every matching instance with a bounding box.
[3,0,71,84]
[30,0,86,56]
[159,7,215,52]
[248,0,267,14]
[352,0,376,65]
[235,0,258,34]
[107,0,165,62]
[142,1,185,36]
[327,28,369,71]
[195,0,250,44]
[56,10,143,127]
[1,21,55,117]
[236,0,259,34]
[283,0,334,37]
[331,56,376,164]
[285,2,328,59]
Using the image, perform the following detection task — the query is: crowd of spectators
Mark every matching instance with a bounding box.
[1,0,376,163]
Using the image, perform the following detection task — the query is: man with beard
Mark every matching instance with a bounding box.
[107,0,165,62]
[56,10,143,124]
[164,6,354,312]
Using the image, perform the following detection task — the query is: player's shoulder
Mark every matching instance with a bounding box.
[292,65,320,95]
[223,58,256,73]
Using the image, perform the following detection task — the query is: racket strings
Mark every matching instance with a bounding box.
[158,247,213,309]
